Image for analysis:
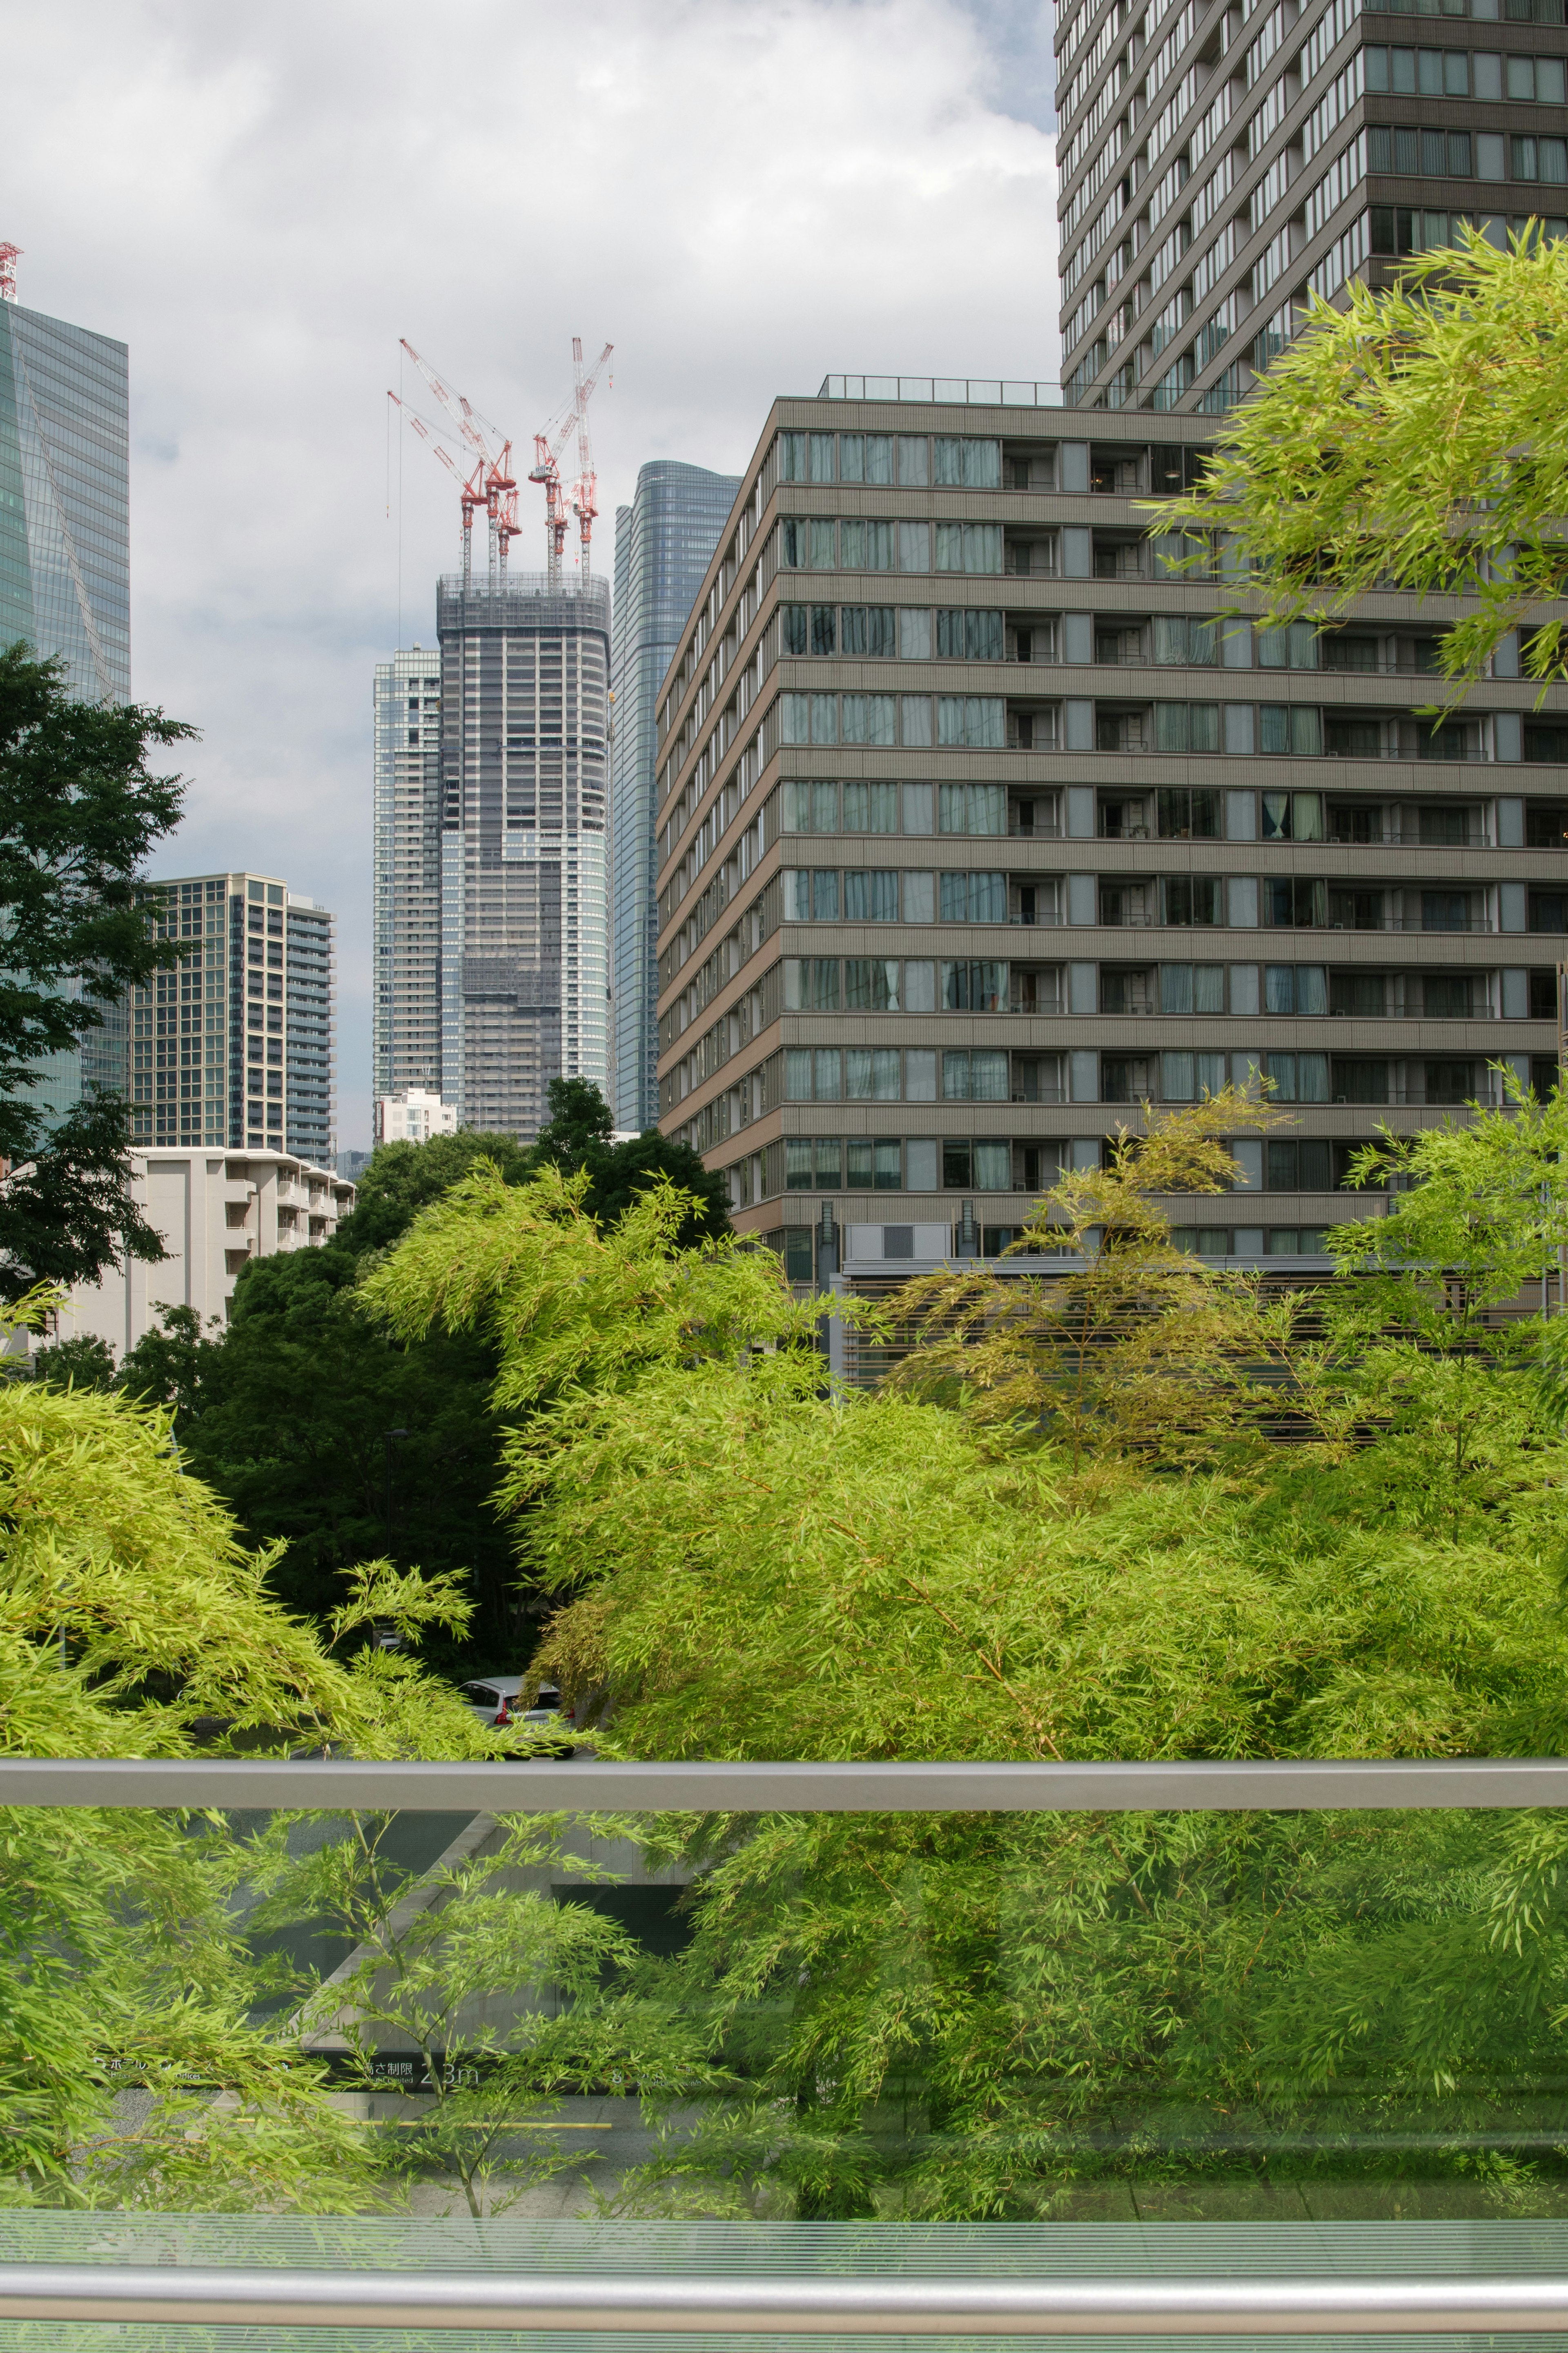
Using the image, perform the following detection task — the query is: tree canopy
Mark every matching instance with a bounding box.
[0,645,194,1298]
[1148,230,1568,689]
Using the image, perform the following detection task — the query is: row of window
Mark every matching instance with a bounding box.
[777,779,1568,849]
[781,605,1007,661]
[778,952,1549,1019]
[1368,123,1568,180]
[1365,44,1568,95]
[777,520,1005,576]
[779,1042,1499,1108]
[779,692,1007,749]
[777,433,1004,489]
[780,871,1564,932]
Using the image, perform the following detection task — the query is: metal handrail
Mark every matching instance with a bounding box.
[5,1755,1568,1811]
[4,2263,1568,2332]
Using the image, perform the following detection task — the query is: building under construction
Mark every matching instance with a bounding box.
[383,338,614,1140]
[435,572,610,1137]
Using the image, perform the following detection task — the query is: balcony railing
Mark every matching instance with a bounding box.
[9,1754,1568,2328]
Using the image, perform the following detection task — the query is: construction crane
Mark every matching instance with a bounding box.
[530,339,612,589]
[392,341,520,590]
[0,243,21,304]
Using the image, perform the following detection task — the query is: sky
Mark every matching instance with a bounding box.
[6,0,1058,1153]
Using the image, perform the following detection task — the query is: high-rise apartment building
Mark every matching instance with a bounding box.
[654,387,1566,1282]
[1,280,132,1117]
[130,872,336,1163]
[372,645,443,1106]
[436,574,610,1140]
[1055,0,1568,415]
[612,462,742,1131]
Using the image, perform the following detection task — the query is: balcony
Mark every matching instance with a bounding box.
[8,1754,1568,2327]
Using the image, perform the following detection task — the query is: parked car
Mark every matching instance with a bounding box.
[459,1675,575,1754]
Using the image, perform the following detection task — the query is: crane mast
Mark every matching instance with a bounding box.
[530,340,612,589]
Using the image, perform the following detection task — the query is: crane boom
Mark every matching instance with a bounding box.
[530,340,612,588]
[394,347,521,590]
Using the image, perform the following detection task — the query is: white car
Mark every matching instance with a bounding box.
[460,1675,571,1735]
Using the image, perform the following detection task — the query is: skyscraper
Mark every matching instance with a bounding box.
[653,387,1565,1287]
[612,462,741,1131]
[1055,0,1568,415]
[372,645,443,1106]
[1,280,132,1118]
[437,573,610,1139]
[129,871,336,1164]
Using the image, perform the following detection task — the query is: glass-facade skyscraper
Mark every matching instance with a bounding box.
[611,462,740,1132]
[0,290,132,1122]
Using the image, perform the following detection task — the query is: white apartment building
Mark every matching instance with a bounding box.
[46,1149,355,1362]
[376,1086,459,1144]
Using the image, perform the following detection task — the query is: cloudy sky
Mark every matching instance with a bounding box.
[7,0,1058,1151]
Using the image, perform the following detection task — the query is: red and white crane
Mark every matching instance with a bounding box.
[390,341,520,590]
[530,339,612,589]
[0,243,21,304]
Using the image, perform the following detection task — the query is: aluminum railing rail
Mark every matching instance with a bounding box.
[5,1755,1568,1809]
[4,2264,1568,2333]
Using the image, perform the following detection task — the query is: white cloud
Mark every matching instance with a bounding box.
[3,0,1058,1147]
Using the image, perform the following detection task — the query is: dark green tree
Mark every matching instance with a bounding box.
[332,1129,537,1256]
[530,1077,731,1245]
[0,644,195,1298]
[29,1329,118,1392]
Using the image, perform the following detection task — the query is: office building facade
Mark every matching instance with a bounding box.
[372,645,443,1106]
[376,1086,457,1143]
[612,462,742,1131]
[654,390,1566,1279]
[436,574,610,1140]
[1,289,132,1120]
[130,872,337,1164]
[1056,0,1568,414]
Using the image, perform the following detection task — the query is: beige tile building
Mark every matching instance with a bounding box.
[653,391,1565,1280]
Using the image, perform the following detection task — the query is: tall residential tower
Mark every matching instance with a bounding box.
[654,387,1566,1285]
[436,574,610,1140]
[372,645,443,1105]
[612,462,741,1131]
[1055,0,1568,414]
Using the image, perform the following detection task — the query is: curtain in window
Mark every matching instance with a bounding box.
[935,438,1001,490]
[972,1050,1008,1097]
[843,782,898,831]
[1292,791,1324,841]
[842,695,895,746]
[783,872,811,921]
[968,871,1005,921]
[811,869,840,920]
[782,606,809,655]
[1296,965,1327,1014]
[811,606,836,656]
[865,607,896,656]
[843,870,898,921]
[809,433,835,483]
[842,520,894,570]
[942,960,1007,1011]
[904,1045,937,1097]
[899,522,930,572]
[939,783,1006,834]
[903,961,937,1013]
[1265,964,1295,1013]
[1154,703,1190,753]
[935,438,965,487]
[935,524,1004,574]
[1153,616,1188,664]
[839,434,864,482]
[973,1139,1011,1188]
[1190,703,1220,752]
[902,696,933,747]
[1163,1051,1195,1101]
[786,1140,814,1189]
[865,435,893,485]
[1298,1052,1328,1100]
[844,957,900,1011]
[898,436,929,487]
[810,782,839,830]
[781,694,810,744]
[939,871,969,921]
[807,959,840,1010]
[815,1139,842,1187]
[899,608,932,659]
[968,610,1004,659]
[902,872,935,922]
[779,434,807,483]
[1189,620,1218,666]
[942,1049,974,1099]
[1194,963,1225,1012]
[808,520,837,569]
[813,1048,841,1100]
[785,1049,813,1099]
[1197,1050,1227,1096]
[846,1047,901,1100]
[1160,962,1194,1013]
[810,694,838,745]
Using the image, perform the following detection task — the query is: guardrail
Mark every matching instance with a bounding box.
[5,1754,1568,1809]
